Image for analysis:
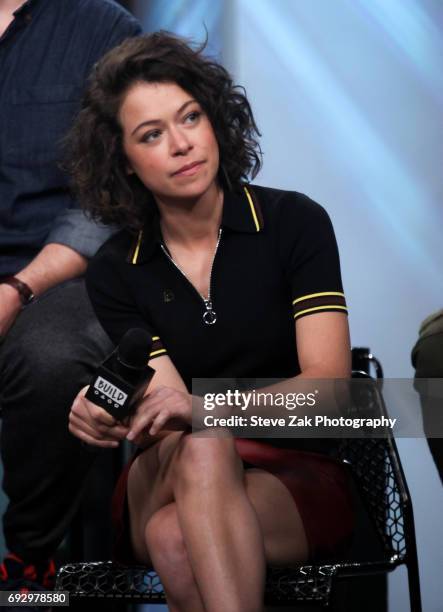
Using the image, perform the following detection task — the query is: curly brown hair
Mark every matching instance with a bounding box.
[64,31,262,231]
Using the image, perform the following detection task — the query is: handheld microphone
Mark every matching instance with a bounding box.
[85,328,155,420]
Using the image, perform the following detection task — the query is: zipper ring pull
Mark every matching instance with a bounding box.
[203,302,217,325]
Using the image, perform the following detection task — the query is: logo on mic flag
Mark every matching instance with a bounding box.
[86,328,155,420]
[93,376,128,407]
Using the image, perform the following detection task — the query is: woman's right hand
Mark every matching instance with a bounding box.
[69,386,130,448]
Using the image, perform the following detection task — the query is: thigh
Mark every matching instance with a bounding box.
[236,439,354,564]
[1,278,112,465]
[244,463,355,566]
[244,468,309,565]
[1,278,112,400]
[126,437,305,567]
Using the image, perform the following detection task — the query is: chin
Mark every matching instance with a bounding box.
[178,187,210,201]
[172,177,217,200]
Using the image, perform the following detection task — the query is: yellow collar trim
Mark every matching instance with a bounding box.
[131,230,143,264]
[244,186,260,232]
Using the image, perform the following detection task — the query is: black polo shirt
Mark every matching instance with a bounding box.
[87,185,347,450]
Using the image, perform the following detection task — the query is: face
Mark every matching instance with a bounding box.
[119,81,220,204]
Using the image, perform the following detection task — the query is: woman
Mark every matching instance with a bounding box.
[67,32,353,612]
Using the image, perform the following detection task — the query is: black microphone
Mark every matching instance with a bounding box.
[85,328,155,420]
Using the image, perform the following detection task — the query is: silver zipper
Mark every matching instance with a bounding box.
[160,228,222,325]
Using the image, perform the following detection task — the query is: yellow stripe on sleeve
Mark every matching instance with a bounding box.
[292,291,345,305]
[294,305,348,318]
[149,348,167,358]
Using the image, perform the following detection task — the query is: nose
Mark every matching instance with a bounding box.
[169,126,192,156]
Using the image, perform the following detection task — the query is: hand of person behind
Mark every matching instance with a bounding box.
[69,386,129,448]
[0,283,22,339]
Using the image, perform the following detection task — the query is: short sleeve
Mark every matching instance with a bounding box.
[279,194,348,321]
[44,209,119,258]
[86,237,167,361]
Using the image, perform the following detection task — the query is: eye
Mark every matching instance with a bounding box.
[184,110,201,124]
[141,129,161,143]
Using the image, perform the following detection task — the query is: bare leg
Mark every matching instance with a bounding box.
[127,432,206,610]
[144,503,206,612]
[127,432,309,612]
[172,434,266,612]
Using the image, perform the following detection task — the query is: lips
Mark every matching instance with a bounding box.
[172,161,205,176]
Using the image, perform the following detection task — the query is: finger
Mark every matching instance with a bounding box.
[132,394,168,420]
[75,388,118,427]
[69,414,128,442]
[128,397,165,428]
[108,423,131,438]
[126,416,153,441]
[149,410,171,436]
[135,385,174,410]
[126,408,159,441]
[95,419,130,438]
[126,388,181,440]
[84,398,118,427]
[133,393,164,415]
[70,401,108,434]
[70,405,129,437]
[69,411,107,438]
[68,420,119,448]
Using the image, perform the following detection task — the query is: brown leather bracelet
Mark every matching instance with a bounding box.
[0,276,35,306]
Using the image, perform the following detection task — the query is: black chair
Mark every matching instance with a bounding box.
[55,373,422,611]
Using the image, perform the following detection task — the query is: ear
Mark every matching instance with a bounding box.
[121,147,134,175]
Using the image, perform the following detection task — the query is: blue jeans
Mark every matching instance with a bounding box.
[0,278,113,563]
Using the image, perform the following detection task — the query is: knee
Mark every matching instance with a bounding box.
[174,432,243,488]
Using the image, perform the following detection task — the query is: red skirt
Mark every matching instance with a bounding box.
[111,438,354,565]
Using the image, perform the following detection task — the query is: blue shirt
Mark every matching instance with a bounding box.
[0,0,141,275]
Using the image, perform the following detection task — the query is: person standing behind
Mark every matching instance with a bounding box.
[0,0,141,591]
[411,309,443,484]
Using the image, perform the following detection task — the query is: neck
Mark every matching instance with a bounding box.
[156,182,224,247]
